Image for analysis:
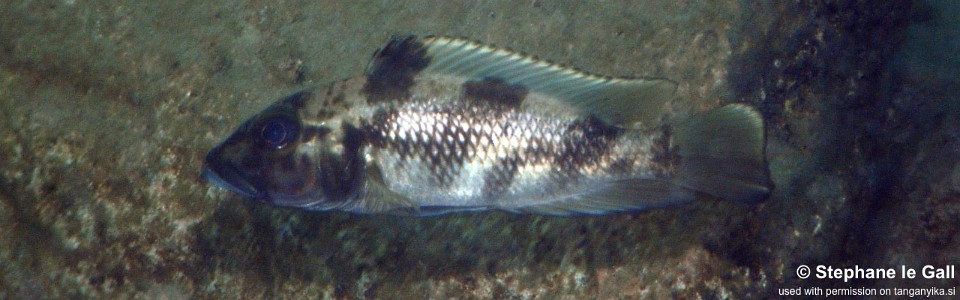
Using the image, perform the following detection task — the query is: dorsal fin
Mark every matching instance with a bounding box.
[364,35,677,127]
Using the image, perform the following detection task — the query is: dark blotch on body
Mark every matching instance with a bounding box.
[552,117,623,179]
[649,125,680,177]
[317,81,350,119]
[579,116,623,141]
[363,36,431,103]
[342,123,367,188]
[317,123,367,202]
[482,157,521,199]
[462,77,528,108]
[272,154,315,196]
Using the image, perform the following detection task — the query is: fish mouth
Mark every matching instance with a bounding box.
[202,148,260,198]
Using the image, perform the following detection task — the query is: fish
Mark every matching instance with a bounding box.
[202,35,772,216]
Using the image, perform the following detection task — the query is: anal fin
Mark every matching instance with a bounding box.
[508,179,696,216]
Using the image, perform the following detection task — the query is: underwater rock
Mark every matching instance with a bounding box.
[3,0,949,298]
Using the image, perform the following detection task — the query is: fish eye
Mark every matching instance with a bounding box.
[255,115,300,150]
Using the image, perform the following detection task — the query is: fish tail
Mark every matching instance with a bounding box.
[673,104,772,204]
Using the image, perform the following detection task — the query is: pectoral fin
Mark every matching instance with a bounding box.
[349,164,420,214]
[354,180,419,214]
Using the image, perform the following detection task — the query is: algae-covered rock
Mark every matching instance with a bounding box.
[3,0,954,299]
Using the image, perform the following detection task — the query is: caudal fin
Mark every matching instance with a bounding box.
[673,104,772,204]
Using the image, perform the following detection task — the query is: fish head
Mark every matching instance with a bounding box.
[203,90,335,207]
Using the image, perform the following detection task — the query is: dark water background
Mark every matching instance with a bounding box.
[1,0,956,298]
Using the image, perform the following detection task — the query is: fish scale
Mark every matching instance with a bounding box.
[362,99,640,208]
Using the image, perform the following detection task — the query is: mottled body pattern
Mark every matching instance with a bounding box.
[204,36,771,216]
[362,98,655,209]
